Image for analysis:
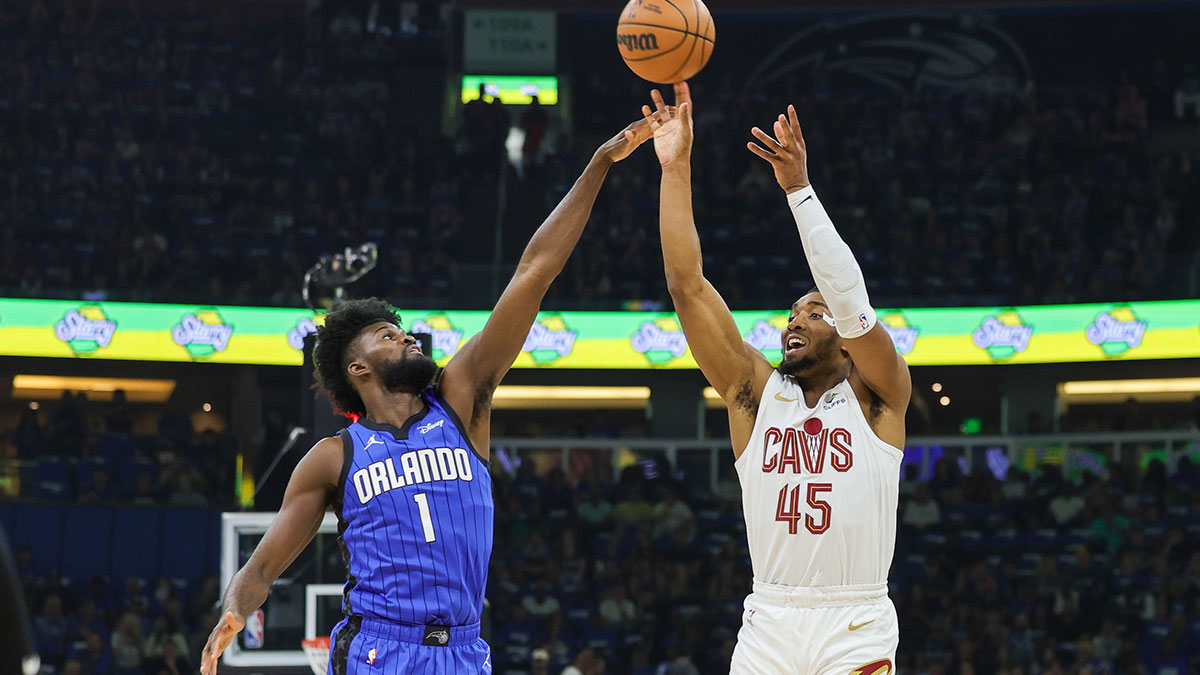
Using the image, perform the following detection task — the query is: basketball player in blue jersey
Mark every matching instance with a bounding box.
[199,116,657,675]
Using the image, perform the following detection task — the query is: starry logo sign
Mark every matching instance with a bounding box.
[971,310,1032,362]
[410,315,463,361]
[54,306,117,354]
[879,311,919,355]
[630,317,688,365]
[171,308,234,359]
[744,315,789,363]
[521,315,578,365]
[1085,305,1147,357]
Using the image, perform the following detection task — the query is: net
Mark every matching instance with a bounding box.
[301,637,329,675]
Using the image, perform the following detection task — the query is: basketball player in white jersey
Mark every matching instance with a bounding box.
[641,83,909,674]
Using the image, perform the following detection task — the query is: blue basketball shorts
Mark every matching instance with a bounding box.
[327,616,492,674]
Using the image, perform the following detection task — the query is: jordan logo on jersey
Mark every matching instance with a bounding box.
[352,447,476,504]
[761,417,853,474]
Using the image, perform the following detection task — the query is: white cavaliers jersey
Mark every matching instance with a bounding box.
[735,371,903,587]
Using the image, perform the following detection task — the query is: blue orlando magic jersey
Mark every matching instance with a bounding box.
[334,385,493,627]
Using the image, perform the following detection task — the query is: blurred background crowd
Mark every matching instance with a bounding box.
[1,0,1197,310]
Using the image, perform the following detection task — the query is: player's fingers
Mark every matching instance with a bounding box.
[747,141,778,162]
[680,101,691,124]
[777,116,798,150]
[650,88,669,116]
[788,105,805,147]
[750,126,781,151]
[641,105,660,129]
[674,81,692,107]
[774,119,790,148]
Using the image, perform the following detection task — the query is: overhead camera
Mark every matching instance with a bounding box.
[303,243,379,310]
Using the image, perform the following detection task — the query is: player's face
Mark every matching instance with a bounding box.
[354,322,437,393]
[778,293,840,376]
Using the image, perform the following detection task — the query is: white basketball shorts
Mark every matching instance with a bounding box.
[729,581,897,675]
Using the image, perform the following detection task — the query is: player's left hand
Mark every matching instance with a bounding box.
[642,81,694,168]
[747,104,811,193]
[200,610,245,675]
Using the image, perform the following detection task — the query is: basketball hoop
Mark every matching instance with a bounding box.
[301,637,330,675]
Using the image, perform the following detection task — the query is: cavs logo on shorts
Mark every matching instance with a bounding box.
[850,659,893,675]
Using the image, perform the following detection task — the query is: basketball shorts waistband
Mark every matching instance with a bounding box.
[751,580,888,608]
[355,616,481,646]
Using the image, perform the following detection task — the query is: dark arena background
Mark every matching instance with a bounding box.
[2,0,1200,673]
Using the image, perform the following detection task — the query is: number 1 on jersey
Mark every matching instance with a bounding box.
[413,493,437,542]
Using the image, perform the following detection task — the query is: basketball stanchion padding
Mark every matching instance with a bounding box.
[301,637,330,675]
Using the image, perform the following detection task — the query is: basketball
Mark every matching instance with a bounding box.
[617,0,715,84]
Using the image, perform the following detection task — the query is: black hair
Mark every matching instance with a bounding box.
[312,298,400,417]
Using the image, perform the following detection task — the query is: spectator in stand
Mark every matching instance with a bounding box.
[141,640,192,675]
[902,483,942,531]
[522,581,562,623]
[110,613,146,675]
[1048,482,1087,526]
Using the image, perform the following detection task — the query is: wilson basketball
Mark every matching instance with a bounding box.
[617,0,715,84]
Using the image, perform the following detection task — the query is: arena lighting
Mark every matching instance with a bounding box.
[1058,377,1200,404]
[491,385,650,409]
[703,386,724,408]
[11,375,176,402]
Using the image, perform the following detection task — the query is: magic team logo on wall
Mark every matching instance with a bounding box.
[744,315,789,363]
[1085,305,1147,357]
[522,315,578,365]
[631,317,688,365]
[172,308,234,359]
[971,310,1032,361]
[880,311,919,355]
[410,315,463,361]
[54,306,117,355]
[745,11,1031,96]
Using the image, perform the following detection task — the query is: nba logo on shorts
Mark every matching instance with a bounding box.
[244,609,265,649]
[367,648,377,665]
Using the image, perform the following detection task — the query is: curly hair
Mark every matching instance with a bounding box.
[312,298,400,417]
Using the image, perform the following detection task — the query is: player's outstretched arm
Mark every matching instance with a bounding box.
[747,105,911,413]
[439,118,654,439]
[199,437,342,675]
[647,84,774,428]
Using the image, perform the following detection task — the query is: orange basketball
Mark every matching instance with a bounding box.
[617,0,715,84]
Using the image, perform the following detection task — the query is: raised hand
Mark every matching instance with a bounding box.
[747,104,810,193]
[200,610,245,675]
[642,82,694,168]
[602,115,655,163]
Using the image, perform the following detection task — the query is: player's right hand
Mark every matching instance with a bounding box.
[200,610,245,675]
[642,81,694,169]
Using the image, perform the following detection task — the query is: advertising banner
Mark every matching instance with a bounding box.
[0,298,1196,368]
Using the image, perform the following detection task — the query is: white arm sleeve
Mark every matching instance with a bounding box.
[786,186,876,339]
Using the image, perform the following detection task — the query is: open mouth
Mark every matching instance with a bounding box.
[408,346,423,356]
[785,335,808,357]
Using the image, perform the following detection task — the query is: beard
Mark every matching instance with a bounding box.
[379,353,438,394]
[778,336,837,376]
